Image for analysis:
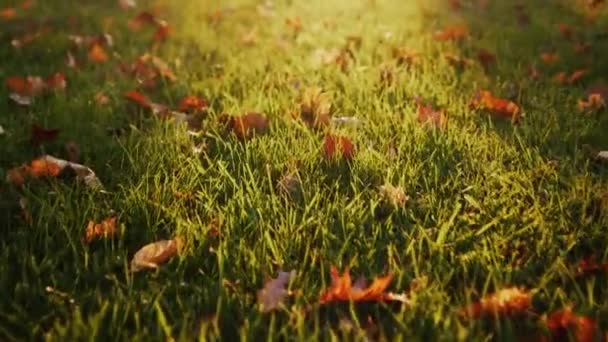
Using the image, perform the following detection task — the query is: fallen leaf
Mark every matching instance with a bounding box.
[392,47,418,66]
[257,270,295,312]
[20,0,34,9]
[319,266,402,304]
[130,238,184,272]
[585,82,608,101]
[276,172,302,201]
[558,23,573,39]
[229,112,269,140]
[540,52,559,65]
[94,92,110,105]
[128,11,158,30]
[575,255,608,277]
[379,184,408,208]
[577,93,605,112]
[444,53,474,68]
[545,307,597,342]
[433,24,468,41]
[0,8,17,20]
[153,23,171,43]
[84,216,118,243]
[477,48,496,71]
[416,99,446,128]
[7,155,101,189]
[322,134,356,161]
[461,287,532,318]
[178,95,208,113]
[299,87,331,129]
[125,89,152,108]
[574,41,591,54]
[30,124,60,145]
[118,0,136,10]
[241,27,259,46]
[470,90,521,124]
[567,69,589,84]
[88,43,109,63]
[9,93,32,106]
[45,72,67,91]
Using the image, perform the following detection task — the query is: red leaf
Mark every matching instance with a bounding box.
[125,90,152,108]
[470,90,521,124]
[230,112,269,140]
[128,11,158,30]
[6,76,33,95]
[178,95,208,113]
[153,23,171,43]
[461,287,532,318]
[540,52,559,65]
[45,72,66,91]
[545,308,597,342]
[323,134,356,161]
[575,255,608,277]
[319,266,398,304]
[30,124,60,145]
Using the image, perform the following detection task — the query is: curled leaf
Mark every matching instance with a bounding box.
[85,216,118,243]
[470,90,520,124]
[545,307,596,342]
[319,266,399,304]
[461,287,532,318]
[257,270,295,312]
[229,112,269,140]
[6,155,102,189]
[323,134,356,161]
[130,238,184,272]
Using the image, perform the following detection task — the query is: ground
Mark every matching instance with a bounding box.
[1,0,607,340]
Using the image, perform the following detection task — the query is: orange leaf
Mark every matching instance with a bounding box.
[433,24,468,41]
[6,76,32,96]
[88,43,109,63]
[45,72,66,91]
[461,287,532,318]
[29,158,62,178]
[575,255,608,276]
[319,266,395,304]
[470,90,521,124]
[0,8,17,20]
[128,11,158,30]
[416,99,446,128]
[540,52,559,65]
[153,23,171,43]
[545,308,597,342]
[230,112,269,140]
[178,95,208,113]
[323,134,356,161]
[558,23,573,39]
[84,216,118,243]
[567,69,589,84]
[130,238,184,272]
[577,94,605,112]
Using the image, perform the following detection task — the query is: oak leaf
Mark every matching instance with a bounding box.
[470,90,520,124]
[319,266,402,304]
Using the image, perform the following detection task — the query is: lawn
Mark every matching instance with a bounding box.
[1,0,608,340]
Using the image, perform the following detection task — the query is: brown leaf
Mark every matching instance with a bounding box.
[545,307,597,342]
[153,23,171,43]
[379,184,408,208]
[433,24,468,41]
[178,95,208,113]
[392,47,418,66]
[299,87,331,130]
[0,8,17,20]
[229,112,269,140]
[477,48,496,71]
[319,266,400,304]
[30,124,60,145]
[575,255,608,277]
[130,238,184,272]
[461,287,532,318]
[444,53,474,69]
[6,155,101,189]
[540,52,559,66]
[558,23,574,39]
[577,94,605,112]
[84,216,118,243]
[470,90,521,124]
[323,134,356,161]
[257,271,295,312]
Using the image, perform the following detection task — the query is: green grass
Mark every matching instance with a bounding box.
[1,0,608,340]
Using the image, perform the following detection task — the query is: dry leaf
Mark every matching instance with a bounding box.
[444,53,474,69]
[118,0,136,10]
[178,95,208,113]
[558,23,573,39]
[470,90,521,124]
[540,52,559,65]
[299,87,331,130]
[461,287,532,318]
[94,92,110,105]
[392,47,418,66]
[88,43,109,63]
[379,184,408,208]
[30,124,60,145]
[544,307,597,342]
[577,94,605,112]
[130,238,184,272]
[319,266,402,304]
[6,155,102,189]
[416,99,446,128]
[433,24,468,41]
[84,216,118,243]
[229,112,269,140]
[575,255,608,277]
[323,134,356,161]
[153,23,171,43]
[257,271,295,312]
[477,48,496,71]
[0,8,17,20]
